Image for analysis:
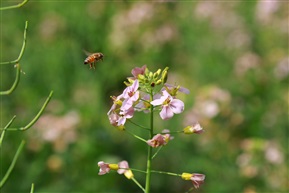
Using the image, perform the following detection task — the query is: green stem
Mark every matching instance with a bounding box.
[131,177,145,193]
[30,183,35,193]
[0,116,16,148]
[125,129,147,143]
[185,187,195,193]
[154,130,184,135]
[1,21,28,65]
[0,91,53,131]
[0,0,29,11]
[128,119,150,131]
[151,146,163,159]
[129,168,147,174]
[150,170,181,177]
[0,140,25,188]
[145,90,154,193]
[0,63,21,95]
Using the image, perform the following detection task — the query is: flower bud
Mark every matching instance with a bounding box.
[153,69,162,78]
[124,169,134,179]
[149,71,153,79]
[181,173,192,180]
[161,69,168,84]
[138,74,145,80]
[155,79,162,85]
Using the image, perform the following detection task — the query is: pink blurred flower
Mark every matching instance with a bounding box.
[117,160,134,179]
[164,83,190,95]
[147,131,172,148]
[151,90,184,120]
[98,161,111,175]
[117,107,134,126]
[181,173,205,189]
[191,173,205,188]
[131,65,147,78]
[121,80,140,111]
[98,160,133,179]
[183,123,204,134]
[107,94,123,115]
[134,93,151,113]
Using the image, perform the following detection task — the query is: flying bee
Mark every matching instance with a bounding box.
[83,51,104,69]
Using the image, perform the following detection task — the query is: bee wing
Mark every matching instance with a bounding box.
[83,49,93,56]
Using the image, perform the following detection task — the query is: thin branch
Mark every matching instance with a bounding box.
[1,91,54,131]
[125,129,147,143]
[151,146,163,159]
[0,63,21,95]
[0,116,16,148]
[30,183,34,193]
[0,21,28,65]
[128,119,150,131]
[0,140,26,188]
[0,0,29,11]
[131,177,145,193]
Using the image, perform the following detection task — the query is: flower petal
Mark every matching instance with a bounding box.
[150,98,164,106]
[160,105,174,120]
[170,99,184,114]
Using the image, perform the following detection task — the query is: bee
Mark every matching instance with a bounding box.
[84,51,104,69]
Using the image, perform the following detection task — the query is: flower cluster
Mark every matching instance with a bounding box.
[107,65,188,127]
[100,65,205,191]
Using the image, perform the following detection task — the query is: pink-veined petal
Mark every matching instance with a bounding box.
[160,105,174,120]
[170,99,184,114]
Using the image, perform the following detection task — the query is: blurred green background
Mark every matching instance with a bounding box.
[1,0,288,193]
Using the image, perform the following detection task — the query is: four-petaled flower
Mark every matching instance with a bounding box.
[151,90,184,120]
[117,107,134,126]
[147,130,173,148]
[121,80,140,111]
[131,65,147,79]
[181,173,205,189]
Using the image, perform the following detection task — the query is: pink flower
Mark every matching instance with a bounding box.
[164,83,190,95]
[183,123,204,134]
[131,65,147,78]
[121,80,140,111]
[181,173,205,189]
[150,90,184,120]
[107,94,123,115]
[117,160,134,179]
[190,173,205,189]
[98,161,111,175]
[117,107,134,126]
[134,93,152,113]
[147,131,172,147]
[98,160,133,179]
